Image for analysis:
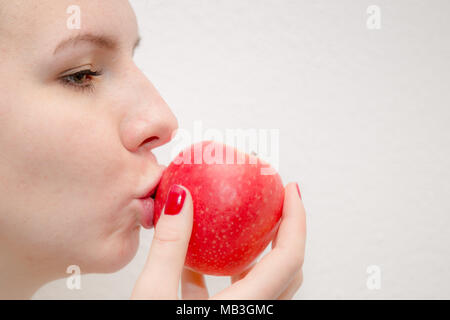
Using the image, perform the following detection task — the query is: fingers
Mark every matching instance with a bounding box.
[131,185,193,300]
[231,261,303,300]
[272,182,306,258]
[181,268,209,300]
[212,182,306,299]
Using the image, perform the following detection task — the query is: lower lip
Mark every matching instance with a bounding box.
[139,197,155,229]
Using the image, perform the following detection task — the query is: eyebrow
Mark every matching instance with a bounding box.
[53,33,141,55]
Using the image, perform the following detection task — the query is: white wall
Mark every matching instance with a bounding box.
[35,0,450,299]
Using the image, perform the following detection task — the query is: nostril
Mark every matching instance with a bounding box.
[141,136,158,147]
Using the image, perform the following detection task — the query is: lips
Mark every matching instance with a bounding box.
[139,185,158,229]
[138,182,158,229]
[138,167,165,200]
[137,168,164,229]
[139,197,155,229]
[139,186,158,200]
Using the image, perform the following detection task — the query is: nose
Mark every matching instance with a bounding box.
[119,65,178,153]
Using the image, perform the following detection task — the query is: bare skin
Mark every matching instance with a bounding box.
[132,183,306,300]
[0,0,306,299]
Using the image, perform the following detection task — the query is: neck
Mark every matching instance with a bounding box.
[0,251,52,299]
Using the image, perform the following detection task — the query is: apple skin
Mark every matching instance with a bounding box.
[153,141,284,276]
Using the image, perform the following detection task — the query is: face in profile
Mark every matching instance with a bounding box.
[0,0,178,281]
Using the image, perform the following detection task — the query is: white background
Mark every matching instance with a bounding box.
[35,0,450,299]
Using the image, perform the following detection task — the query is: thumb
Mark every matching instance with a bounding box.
[131,184,193,299]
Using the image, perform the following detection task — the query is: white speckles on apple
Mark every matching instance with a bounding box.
[161,141,284,276]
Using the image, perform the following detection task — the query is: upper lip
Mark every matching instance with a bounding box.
[138,167,164,199]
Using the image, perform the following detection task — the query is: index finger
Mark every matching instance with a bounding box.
[212,182,306,299]
[272,182,306,257]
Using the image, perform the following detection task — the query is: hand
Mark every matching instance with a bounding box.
[131,182,306,300]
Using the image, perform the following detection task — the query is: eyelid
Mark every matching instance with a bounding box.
[59,64,95,77]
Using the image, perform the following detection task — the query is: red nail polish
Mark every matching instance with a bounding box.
[164,185,186,215]
[296,183,302,200]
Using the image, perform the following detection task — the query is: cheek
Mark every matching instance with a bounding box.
[0,97,137,270]
[6,100,125,209]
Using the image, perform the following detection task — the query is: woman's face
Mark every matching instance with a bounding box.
[0,0,177,278]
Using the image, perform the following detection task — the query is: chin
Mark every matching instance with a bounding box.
[82,226,142,274]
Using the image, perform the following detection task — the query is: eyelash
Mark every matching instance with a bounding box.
[59,69,103,92]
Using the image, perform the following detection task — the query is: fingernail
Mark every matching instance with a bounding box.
[164,184,186,215]
[296,183,302,200]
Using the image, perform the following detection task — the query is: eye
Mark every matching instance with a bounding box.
[59,69,103,92]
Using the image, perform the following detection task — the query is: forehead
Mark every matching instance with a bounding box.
[0,0,138,53]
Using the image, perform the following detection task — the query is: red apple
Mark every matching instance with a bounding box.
[153,140,284,276]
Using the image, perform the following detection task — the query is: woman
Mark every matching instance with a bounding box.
[0,0,306,299]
